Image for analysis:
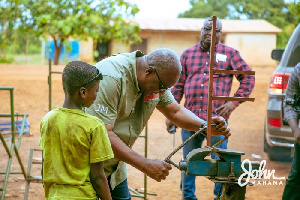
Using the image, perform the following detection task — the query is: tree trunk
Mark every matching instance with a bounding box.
[25,34,30,64]
[53,38,64,65]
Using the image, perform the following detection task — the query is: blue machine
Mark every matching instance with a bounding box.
[165,127,260,200]
[180,147,244,178]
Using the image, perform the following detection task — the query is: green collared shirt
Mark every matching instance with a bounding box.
[86,51,175,189]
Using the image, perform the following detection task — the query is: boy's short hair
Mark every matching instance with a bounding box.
[62,61,102,95]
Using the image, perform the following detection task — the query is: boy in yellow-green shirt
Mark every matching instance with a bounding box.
[39,61,114,200]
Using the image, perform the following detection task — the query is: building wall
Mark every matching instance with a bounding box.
[110,31,277,67]
[224,33,277,67]
[111,31,200,56]
[79,38,94,63]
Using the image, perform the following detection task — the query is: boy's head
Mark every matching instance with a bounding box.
[62,61,103,107]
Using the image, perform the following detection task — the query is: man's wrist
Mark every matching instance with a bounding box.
[200,121,207,129]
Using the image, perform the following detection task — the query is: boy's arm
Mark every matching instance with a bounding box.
[90,162,112,200]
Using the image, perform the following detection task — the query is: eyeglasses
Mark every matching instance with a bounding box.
[145,57,168,92]
[154,69,167,92]
[81,68,103,87]
[203,28,221,33]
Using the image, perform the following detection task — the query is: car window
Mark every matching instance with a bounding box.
[287,33,300,67]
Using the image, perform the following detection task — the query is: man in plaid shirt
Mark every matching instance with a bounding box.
[282,62,300,200]
[166,17,255,200]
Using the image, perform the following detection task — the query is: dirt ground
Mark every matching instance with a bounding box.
[0,64,293,200]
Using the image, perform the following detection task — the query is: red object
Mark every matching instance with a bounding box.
[269,118,281,127]
[269,73,290,89]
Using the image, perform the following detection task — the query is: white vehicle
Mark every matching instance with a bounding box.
[264,23,300,161]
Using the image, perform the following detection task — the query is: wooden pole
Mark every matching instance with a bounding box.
[207,16,217,146]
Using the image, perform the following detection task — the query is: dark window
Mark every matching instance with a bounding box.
[131,39,147,54]
[95,41,109,62]
[287,34,300,67]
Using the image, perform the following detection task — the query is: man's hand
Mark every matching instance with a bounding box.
[165,118,177,132]
[294,128,300,145]
[287,119,300,145]
[143,159,172,182]
[216,101,237,118]
[211,116,231,138]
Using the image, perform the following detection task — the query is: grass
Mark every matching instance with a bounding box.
[14,54,46,65]
[5,54,47,65]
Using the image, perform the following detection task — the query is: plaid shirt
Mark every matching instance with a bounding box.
[171,42,255,120]
[284,63,300,121]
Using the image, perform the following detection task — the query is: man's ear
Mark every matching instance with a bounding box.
[145,65,155,75]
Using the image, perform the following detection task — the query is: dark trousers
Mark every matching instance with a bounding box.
[181,129,228,200]
[107,176,131,200]
[282,143,300,200]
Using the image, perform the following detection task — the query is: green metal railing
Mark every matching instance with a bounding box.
[48,59,63,111]
[0,87,27,200]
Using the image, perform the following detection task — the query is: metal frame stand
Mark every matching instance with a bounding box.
[24,148,42,200]
[165,16,255,200]
[129,124,157,199]
[0,87,27,200]
[48,58,62,111]
[206,16,255,200]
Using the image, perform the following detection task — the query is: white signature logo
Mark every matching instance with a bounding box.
[95,104,108,115]
[238,159,285,187]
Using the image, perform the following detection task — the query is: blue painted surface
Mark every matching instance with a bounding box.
[45,41,80,62]
[0,119,30,135]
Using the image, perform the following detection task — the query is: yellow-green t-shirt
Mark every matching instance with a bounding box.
[39,107,114,200]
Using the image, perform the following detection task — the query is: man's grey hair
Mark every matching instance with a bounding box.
[203,17,222,30]
[146,48,182,74]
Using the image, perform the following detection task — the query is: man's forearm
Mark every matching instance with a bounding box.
[172,107,204,131]
[157,103,204,131]
[105,125,172,182]
[106,129,148,173]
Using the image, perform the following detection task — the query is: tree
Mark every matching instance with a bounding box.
[0,0,19,63]
[178,0,299,48]
[178,0,232,19]
[19,0,141,65]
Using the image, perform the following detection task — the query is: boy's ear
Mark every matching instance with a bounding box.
[78,87,86,97]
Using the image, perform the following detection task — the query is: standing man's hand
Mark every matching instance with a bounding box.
[287,119,300,145]
[143,159,172,182]
[216,101,237,118]
[294,128,300,145]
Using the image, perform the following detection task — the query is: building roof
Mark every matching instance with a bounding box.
[134,18,282,34]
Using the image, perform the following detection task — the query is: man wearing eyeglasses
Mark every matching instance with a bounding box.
[86,48,231,200]
[166,17,255,200]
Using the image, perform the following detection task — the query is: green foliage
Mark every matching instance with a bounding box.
[179,0,300,48]
[275,1,300,48]
[0,56,14,64]
[179,0,232,19]
[17,0,141,64]
[0,0,19,59]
